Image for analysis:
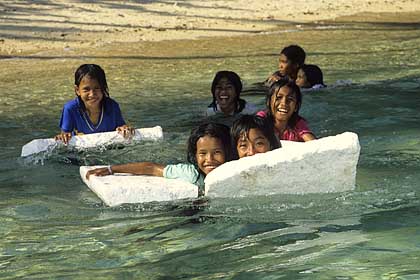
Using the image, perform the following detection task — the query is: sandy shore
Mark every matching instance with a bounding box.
[1,0,420,56]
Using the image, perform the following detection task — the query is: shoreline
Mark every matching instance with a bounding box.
[1,1,420,57]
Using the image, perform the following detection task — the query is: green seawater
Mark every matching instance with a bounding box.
[1,23,420,279]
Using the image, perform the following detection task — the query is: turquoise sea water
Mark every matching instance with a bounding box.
[1,23,420,279]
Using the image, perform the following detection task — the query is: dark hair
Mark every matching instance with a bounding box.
[187,122,233,178]
[300,64,325,87]
[231,115,280,159]
[208,71,246,113]
[74,64,110,112]
[266,78,302,129]
[281,45,306,68]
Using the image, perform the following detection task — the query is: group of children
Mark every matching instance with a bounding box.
[55,44,324,193]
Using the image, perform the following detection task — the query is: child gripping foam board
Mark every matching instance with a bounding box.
[231,114,280,159]
[55,64,133,144]
[85,122,234,196]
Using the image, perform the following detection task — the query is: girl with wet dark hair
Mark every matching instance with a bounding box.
[231,114,280,159]
[55,64,132,143]
[296,64,326,89]
[257,78,316,142]
[206,71,257,117]
[86,122,233,195]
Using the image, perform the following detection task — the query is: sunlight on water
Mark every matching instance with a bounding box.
[1,23,420,278]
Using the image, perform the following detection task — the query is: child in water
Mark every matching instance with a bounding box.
[55,64,132,144]
[296,64,326,90]
[231,114,280,159]
[257,79,316,142]
[206,71,257,117]
[86,122,233,194]
[265,45,306,87]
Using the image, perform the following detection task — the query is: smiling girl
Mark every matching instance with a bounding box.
[206,71,257,117]
[257,79,316,142]
[85,122,233,195]
[231,115,280,159]
[55,64,132,143]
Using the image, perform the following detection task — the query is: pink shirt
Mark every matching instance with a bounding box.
[256,110,313,142]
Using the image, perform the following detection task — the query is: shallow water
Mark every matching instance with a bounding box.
[1,23,420,279]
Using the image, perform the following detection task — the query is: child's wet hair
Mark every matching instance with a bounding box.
[266,78,302,128]
[209,70,246,112]
[300,64,325,87]
[74,64,110,98]
[281,45,306,68]
[231,115,280,159]
[187,122,233,175]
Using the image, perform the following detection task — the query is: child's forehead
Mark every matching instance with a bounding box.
[197,135,223,145]
[238,127,262,139]
[80,74,98,83]
[279,53,289,61]
[274,86,295,96]
[217,77,233,84]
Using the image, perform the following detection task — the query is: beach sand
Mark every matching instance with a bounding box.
[1,0,420,57]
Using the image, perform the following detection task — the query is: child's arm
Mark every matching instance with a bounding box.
[86,162,165,180]
[264,71,283,87]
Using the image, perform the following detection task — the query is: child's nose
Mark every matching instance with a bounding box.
[246,145,256,156]
[206,153,214,161]
[279,97,287,105]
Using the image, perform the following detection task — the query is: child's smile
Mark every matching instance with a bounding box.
[214,77,237,112]
[76,76,104,108]
[271,86,297,122]
[196,136,226,175]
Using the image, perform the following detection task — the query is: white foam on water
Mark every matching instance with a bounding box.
[21,126,163,157]
[79,166,198,207]
[204,132,360,197]
[79,132,360,206]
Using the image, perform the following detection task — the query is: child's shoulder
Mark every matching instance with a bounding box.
[63,97,80,110]
[104,97,119,105]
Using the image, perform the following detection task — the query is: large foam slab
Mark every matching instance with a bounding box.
[21,126,163,157]
[204,132,360,197]
[79,166,198,207]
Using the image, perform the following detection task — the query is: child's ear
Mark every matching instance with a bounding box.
[74,85,80,96]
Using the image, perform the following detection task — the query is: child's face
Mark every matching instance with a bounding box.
[270,86,297,123]
[278,54,298,78]
[214,77,237,112]
[296,69,310,88]
[196,136,226,175]
[236,128,270,158]
[75,76,104,108]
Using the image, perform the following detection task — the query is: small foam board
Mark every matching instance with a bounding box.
[79,166,198,207]
[21,126,163,157]
[204,132,360,197]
